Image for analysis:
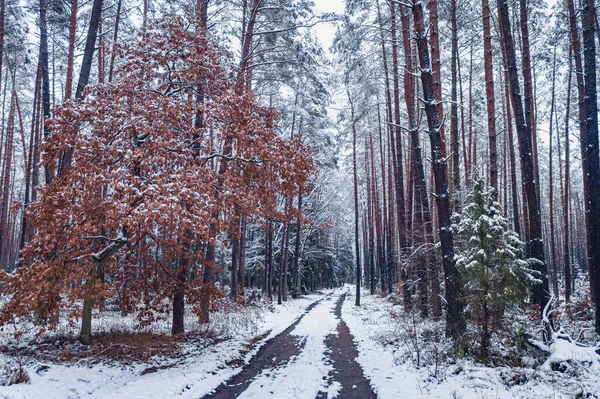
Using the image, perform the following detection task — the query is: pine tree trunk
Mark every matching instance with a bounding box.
[18,63,39,254]
[390,2,407,264]
[468,40,474,176]
[450,0,460,205]
[548,43,559,298]
[580,0,600,333]
[482,0,498,192]
[566,0,590,299]
[365,139,376,294]
[519,0,540,206]
[75,0,103,99]
[59,0,103,176]
[496,0,549,312]
[0,99,14,269]
[429,0,447,157]
[458,51,469,186]
[412,1,464,339]
[108,0,123,83]
[39,0,52,184]
[65,0,78,99]
[97,19,104,84]
[563,46,572,302]
[369,133,384,293]
[377,105,393,294]
[346,76,361,306]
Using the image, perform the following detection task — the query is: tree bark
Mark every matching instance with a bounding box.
[519,0,540,205]
[451,0,460,205]
[40,0,52,184]
[65,0,78,99]
[566,0,590,299]
[580,0,600,333]
[497,0,549,312]
[59,0,104,176]
[412,1,464,339]
[548,43,559,298]
[563,45,572,302]
[293,188,302,298]
[390,2,407,263]
[346,76,361,306]
[429,0,447,157]
[0,98,14,269]
[108,0,123,83]
[81,234,126,344]
[482,0,498,192]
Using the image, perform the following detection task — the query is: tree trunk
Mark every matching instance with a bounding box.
[346,76,361,306]
[108,0,123,83]
[468,40,475,176]
[365,139,375,294]
[64,0,78,99]
[59,0,104,176]
[563,46,572,302]
[238,214,247,298]
[499,42,521,238]
[293,188,302,298]
[40,0,52,184]
[496,0,549,312]
[390,2,407,264]
[429,0,446,157]
[230,230,239,299]
[519,0,540,205]
[0,98,14,269]
[412,1,464,339]
[482,0,498,192]
[580,0,600,333]
[268,219,273,301]
[75,0,103,99]
[548,43,559,298]
[172,252,189,335]
[450,0,460,205]
[81,235,126,344]
[566,0,590,299]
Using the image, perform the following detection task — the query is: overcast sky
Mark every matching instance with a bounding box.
[313,0,346,53]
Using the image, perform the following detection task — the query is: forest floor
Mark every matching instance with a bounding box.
[0,290,335,398]
[2,286,600,398]
[343,288,600,399]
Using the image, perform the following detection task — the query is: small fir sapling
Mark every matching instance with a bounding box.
[451,178,532,359]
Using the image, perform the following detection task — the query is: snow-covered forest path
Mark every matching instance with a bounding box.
[201,291,377,399]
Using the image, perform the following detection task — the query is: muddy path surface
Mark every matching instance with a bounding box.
[316,293,377,399]
[199,291,377,399]
[200,295,327,399]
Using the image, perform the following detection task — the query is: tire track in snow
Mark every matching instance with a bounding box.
[199,292,334,399]
[316,293,377,399]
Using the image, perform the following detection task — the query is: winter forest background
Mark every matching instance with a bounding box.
[1,0,600,397]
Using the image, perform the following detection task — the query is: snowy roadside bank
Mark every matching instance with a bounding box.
[0,291,330,399]
[341,286,600,399]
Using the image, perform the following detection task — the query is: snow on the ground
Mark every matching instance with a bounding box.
[341,285,600,399]
[236,287,345,399]
[0,291,330,399]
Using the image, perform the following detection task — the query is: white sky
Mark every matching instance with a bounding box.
[312,0,346,53]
